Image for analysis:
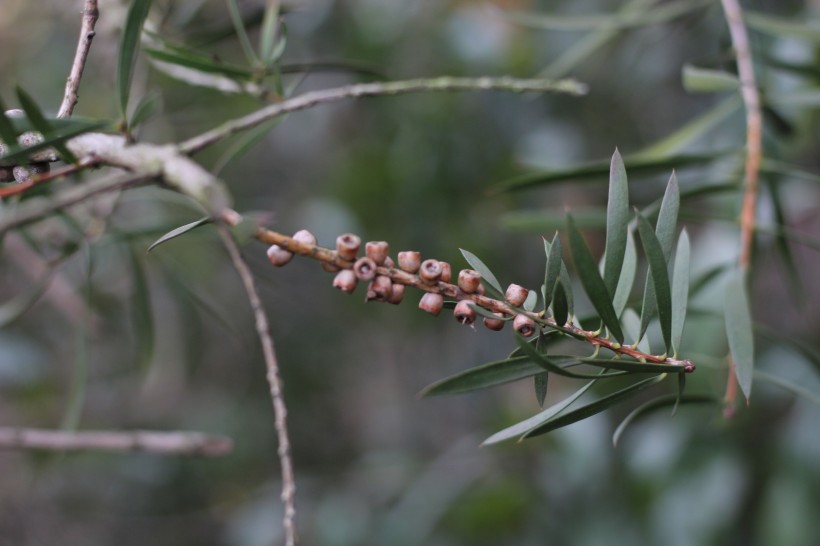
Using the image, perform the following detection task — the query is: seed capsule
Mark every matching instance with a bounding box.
[332,269,358,293]
[458,269,482,293]
[513,314,537,337]
[18,131,44,148]
[398,251,421,273]
[267,244,294,267]
[483,312,506,331]
[505,284,529,307]
[387,283,405,305]
[336,233,361,260]
[365,241,389,265]
[293,229,316,245]
[419,259,442,284]
[439,262,452,283]
[366,275,392,301]
[418,293,444,316]
[453,300,477,325]
[353,257,377,281]
[383,256,395,269]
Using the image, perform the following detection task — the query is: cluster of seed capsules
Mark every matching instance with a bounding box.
[266,229,539,337]
[0,109,52,184]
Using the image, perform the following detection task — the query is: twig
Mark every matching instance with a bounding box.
[720,0,762,410]
[57,0,100,118]
[217,225,297,546]
[179,76,588,154]
[0,158,100,198]
[0,428,232,456]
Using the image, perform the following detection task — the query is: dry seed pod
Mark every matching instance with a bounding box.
[387,283,405,305]
[398,251,421,273]
[365,241,389,265]
[332,269,358,293]
[483,312,506,331]
[439,262,452,283]
[353,257,377,281]
[383,256,395,269]
[367,275,392,301]
[336,233,361,260]
[419,259,442,284]
[513,314,537,337]
[418,292,444,316]
[321,262,341,273]
[267,244,294,267]
[458,269,482,293]
[505,284,529,307]
[453,300,477,325]
[293,229,317,245]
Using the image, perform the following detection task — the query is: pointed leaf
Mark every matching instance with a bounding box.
[673,373,686,415]
[604,149,630,296]
[567,214,624,343]
[128,246,154,371]
[725,268,754,402]
[551,278,569,327]
[129,91,161,129]
[671,229,690,355]
[612,229,636,316]
[523,289,538,312]
[118,0,154,119]
[420,356,542,396]
[226,0,259,65]
[514,333,605,379]
[636,211,673,353]
[612,394,718,447]
[460,249,503,295]
[147,217,211,252]
[682,65,740,93]
[259,1,281,63]
[542,232,562,310]
[143,47,254,79]
[16,87,77,164]
[534,373,549,407]
[766,179,804,305]
[0,97,19,145]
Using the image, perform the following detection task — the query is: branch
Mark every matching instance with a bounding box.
[0,428,232,456]
[57,0,100,118]
[179,76,588,154]
[217,225,297,546]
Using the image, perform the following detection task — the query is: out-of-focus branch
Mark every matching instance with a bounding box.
[217,225,297,546]
[0,428,232,456]
[179,76,588,154]
[57,0,100,118]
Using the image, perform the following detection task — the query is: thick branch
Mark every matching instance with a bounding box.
[58,0,100,118]
[179,76,588,154]
[217,225,297,546]
[0,428,232,456]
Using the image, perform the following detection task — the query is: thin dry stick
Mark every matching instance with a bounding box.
[0,428,232,456]
[217,225,297,546]
[58,0,100,118]
[720,0,762,410]
[179,76,588,154]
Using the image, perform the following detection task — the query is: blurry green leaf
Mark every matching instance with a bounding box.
[552,278,569,326]
[460,248,503,295]
[16,87,77,164]
[144,47,254,79]
[280,60,384,79]
[604,149,629,296]
[265,21,288,68]
[118,0,154,119]
[482,375,600,445]
[636,211,673,353]
[755,325,820,375]
[768,89,820,108]
[227,0,259,65]
[765,179,804,305]
[542,233,562,311]
[754,370,820,406]
[673,372,685,415]
[534,372,549,407]
[567,214,624,343]
[523,374,665,439]
[214,117,286,174]
[61,327,89,431]
[0,119,107,166]
[682,65,740,93]
[523,289,537,312]
[0,97,19,144]
[612,229,636,317]
[612,394,718,447]
[502,209,606,232]
[690,262,731,297]
[147,217,211,252]
[420,356,542,396]
[671,229,690,356]
[622,308,651,353]
[129,92,161,129]
[128,245,155,371]
[745,11,820,43]
[515,333,605,379]
[725,267,754,402]
[761,158,820,184]
[0,269,53,327]
[259,1,281,63]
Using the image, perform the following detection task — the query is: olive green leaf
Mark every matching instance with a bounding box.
[682,65,740,93]
[147,217,211,253]
[604,149,630,296]
[542,232,562,310]
[636,211,673,353]
[671,229,690,355]
[460,248,503,295]
[118,0,154,119]
[612,394,718,447]
[725,267,754,402]
[420,356,542,396]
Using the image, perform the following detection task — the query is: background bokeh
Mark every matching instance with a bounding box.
[1,0,819,544]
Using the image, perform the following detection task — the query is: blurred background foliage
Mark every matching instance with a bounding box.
[0,0,819,544]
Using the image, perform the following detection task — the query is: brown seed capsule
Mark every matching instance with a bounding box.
[267,244,294,267]
[476,283,486,296]
[418,292,444,316]
[321,261,341,273]
[387,283,405,305]
[453,300,477,325]
[398,251,421,273]
[332,269,358,293]
[419,259,443,284]
[483,312,506,331]
[336,233,361,260]
[506,284,529,307]
[365,241,389,265]
[514,314,537,337]
[293,229,317,245]
[383,256,395,269]
[353,257,377,281]
[458,269,482,293]
[439,262,452,283]
[366,275,392,301]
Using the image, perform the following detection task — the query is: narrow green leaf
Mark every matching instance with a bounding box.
[482,375,601,445]
[0,97,19,145]
[0,269,53,327]
[552,278,569,327]
[147,217,211,253]
[612,229,636,317]
[460,248,503,295]
[16,87,77,164]
[682,64,740,93]
[226,0,260,65]
[522,374,665,439]
[420,356,542,396]
[144,47,254,79]
[214,117,286,174]
[725,267,754,402]
[62,327,89,431]
[567,214,624,343]
[621,308,651,353]
[636,211,673,353]
[515,333,605,379]
[129,92,161,129]
[671,229,690,356]
[673,373,686,416]
[604,149,630,296]
[118,0,154,119]
[745,11,820,43]
[612,394,718,447]
[523,289,537,312]
[754,370,820,406]
[534,373,549,407]
[259,0,281,62]
[266,21,288,68]
[128,246,155,371]
[542,232,562,311]
[0,120,107,166]
[765,179,804,305]
[579,357,684,374]
[503,209,606,233]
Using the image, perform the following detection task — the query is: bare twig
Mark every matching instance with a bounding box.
[179,76,588,154]
[57,0,100,118]
[720,0,762,410]
[0,428,232,456]
[217,225,297,546]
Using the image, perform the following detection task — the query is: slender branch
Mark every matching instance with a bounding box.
[0,428,232,456]
[179,76,588,154]
[217,225,297,546]
[720,0,762,409]
[0,158,100,198]
[57,0,100,118]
